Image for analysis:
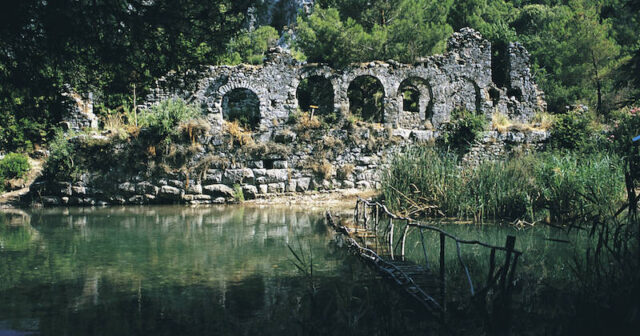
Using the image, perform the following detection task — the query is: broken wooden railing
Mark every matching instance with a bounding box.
[327,197,523,335]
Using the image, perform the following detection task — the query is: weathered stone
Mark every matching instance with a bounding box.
[203,184,235,198]
[204,169,223,184]
[248,161,264,169]
[128,195,144,204]
[145,28,543,132]
[71,186,86,195]
[213,197,227,204]
[186,183,202,195]
[296,177,311,192]
[118,182,135,194]
[274,129,297,143]
[342,180,355,189]
[57,182,72,196]
[258,184,268,194]
[255,169,288,184]
[242,185,258,200]
[267,183,285,193]
[159,186,183,199]
[273,160,288,169]
[223,168,254,185]
[136,182,158,196]
[356,181,371,190]
[286,180,297,192]
[167,180,184,189]
[41,196,61,206]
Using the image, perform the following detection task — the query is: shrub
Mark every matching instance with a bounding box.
[233,184,245,202]
[43,130,79,181]
[438,108,488,154]
[0,153,30,180]
[549,109,593,150]
[138,99,201,139]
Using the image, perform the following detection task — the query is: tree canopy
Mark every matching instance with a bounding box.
[1,0,639,152]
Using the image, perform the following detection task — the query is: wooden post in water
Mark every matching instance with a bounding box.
[439,232,446,321]
[400,223,409,260]
[494,235,516,336]
[389,218,394,260]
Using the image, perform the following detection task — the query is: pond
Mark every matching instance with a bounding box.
[0,206,577,335]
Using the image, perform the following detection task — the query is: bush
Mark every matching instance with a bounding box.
[437,109,488,154]
[138,99,201,139]
[43,130,79,181]
[549,109,594,150]
[0,153,30,180]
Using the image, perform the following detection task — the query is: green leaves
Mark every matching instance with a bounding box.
[297,1,454,66]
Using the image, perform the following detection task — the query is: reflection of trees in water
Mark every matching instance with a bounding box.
[1,206,441,335]
[0,206,334,298]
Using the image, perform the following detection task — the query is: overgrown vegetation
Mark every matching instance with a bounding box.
[382,147,625,223]
[0,153,31,181]
[437,108,488,154]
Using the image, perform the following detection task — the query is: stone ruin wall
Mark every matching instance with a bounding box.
[145,28,545,133]
[38,29,548,207]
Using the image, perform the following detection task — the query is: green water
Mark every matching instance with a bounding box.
[0,206,578,335]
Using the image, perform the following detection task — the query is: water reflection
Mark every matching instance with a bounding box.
[1,206,441,336]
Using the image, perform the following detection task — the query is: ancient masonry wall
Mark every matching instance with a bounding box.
[40,29,548,207]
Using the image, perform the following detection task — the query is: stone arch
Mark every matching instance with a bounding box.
[217,80,267,129]
[221,88,261,130]
[398,77,433,115]
[295,74,336,120]
[347,75,386,123]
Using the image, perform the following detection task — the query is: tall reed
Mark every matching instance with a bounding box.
[382,147,625,223]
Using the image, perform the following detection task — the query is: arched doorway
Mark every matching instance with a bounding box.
[347,76,385,123]
[222,88,261,130]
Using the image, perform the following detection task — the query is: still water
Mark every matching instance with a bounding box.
[0,206,574,335]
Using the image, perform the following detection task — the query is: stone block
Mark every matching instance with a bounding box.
[136,182,158,196]
[242,185,258,200]
[204,169,223,184]
[223,168,254,185]
[203,184,234,198]
[159,186,183,199]
[296,177,311,192]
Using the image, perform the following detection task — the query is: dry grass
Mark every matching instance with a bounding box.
[179,118,211,145]
[530,112,556,130]
[492,112,556,133]
[293,111,322,132]
[337,164,355,180]
[225,120,254,146]
[310,159,334,180]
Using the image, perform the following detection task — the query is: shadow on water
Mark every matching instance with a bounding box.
[1,206,442,336]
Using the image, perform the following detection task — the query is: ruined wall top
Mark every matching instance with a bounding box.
[145,28,546,132]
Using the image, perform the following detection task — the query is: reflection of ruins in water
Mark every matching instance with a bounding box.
[1,205,348,329]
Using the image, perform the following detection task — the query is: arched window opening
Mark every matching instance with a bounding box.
[222,88,261,130]
[398,77,433,118]
[347,76,385,123]
[401,87,420,112]
[296,76,335,121]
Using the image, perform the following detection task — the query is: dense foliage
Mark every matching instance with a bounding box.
[0,0,264,152]
[1,0,639,154]
[300,0,640,113]
[382,147,625,223]
[0,153,31,192]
